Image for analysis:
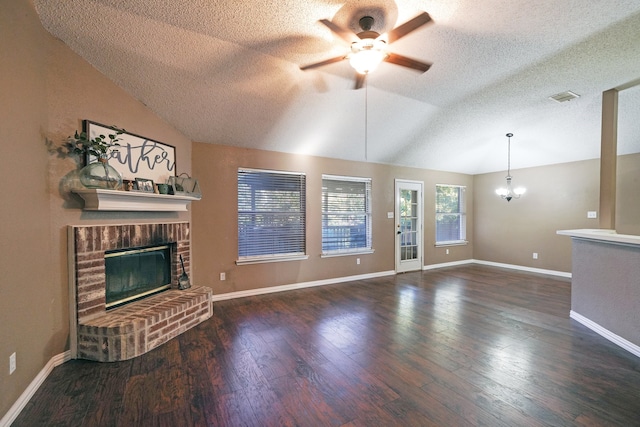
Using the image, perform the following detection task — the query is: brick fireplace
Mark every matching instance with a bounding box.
[69,222,212,362]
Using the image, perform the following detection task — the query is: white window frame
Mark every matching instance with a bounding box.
[237,168,308,265]
[321,174,374,257]
[435,184,467,246]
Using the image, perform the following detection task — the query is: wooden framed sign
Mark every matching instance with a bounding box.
[85,120,176,183]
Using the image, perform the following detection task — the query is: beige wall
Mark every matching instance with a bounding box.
[1,0,52,417]
[473,159,601,272]
[616,152,640,235]
[191,143,474,295]
[1,0,192,418]
[473,153,640,273]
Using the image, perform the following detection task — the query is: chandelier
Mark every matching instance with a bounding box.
[495,133,526,201]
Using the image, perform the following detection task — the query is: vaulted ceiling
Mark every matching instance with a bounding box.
[34,0,640,174]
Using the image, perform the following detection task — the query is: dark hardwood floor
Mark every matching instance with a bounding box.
[14,265,640,426]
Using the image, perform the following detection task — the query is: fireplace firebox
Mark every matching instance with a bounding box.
[105,244,172,309]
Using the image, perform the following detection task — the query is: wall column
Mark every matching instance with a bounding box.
[599,89,618,229]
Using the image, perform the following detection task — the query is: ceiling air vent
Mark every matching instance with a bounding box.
[549,90,580,103]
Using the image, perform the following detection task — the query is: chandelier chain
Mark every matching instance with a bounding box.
[495,132,524,201]
[507,134,511,176]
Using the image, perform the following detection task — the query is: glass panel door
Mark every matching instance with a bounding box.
[395,180,423,273]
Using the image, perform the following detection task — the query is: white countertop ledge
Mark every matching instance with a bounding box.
[557,229,640,246]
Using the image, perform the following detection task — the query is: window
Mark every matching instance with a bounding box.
[237,168,306,263]
[322,175,372,255]
[435,184,467,245]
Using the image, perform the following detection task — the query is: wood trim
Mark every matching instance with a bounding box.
[599,88,618,229]
[570,310,640,358]
[210,270,395,302]
[0,351,71,427]
[72,189,200,211]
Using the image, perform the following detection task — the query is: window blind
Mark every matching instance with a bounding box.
[322,175,372,254]
[238,168,306,260]
[435,184,467,244]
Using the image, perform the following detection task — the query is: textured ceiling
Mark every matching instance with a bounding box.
[34,0,640,174]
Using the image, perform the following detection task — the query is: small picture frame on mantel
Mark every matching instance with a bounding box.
[135,178,155,193]
[123,179,135,191]
[168,174,202,198]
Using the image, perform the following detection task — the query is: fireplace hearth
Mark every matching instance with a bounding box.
[69,222,212,362]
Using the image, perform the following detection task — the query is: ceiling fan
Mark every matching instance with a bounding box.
[300,12,433,89]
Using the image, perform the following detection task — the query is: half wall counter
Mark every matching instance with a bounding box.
[557,229,640,358]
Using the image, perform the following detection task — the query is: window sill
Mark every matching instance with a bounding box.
[321,249,375,258]
[236,255,309,265]
[435,241,468,247]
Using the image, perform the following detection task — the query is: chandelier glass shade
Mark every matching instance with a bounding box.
[495,133,526,201]
[349,38,388,74]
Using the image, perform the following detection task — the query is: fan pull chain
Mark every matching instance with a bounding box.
[364,78,368,161]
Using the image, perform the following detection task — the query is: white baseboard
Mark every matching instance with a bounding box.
[468,259,571,278]
[570,311,640,358]
[0,350,71,427]
[211,270,396,302]
[212,262,628,361]
[213,260,570,303]
[423,259,475,270]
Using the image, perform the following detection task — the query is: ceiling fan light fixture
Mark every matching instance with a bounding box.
[301,12,432,86]
[349,38,387,74]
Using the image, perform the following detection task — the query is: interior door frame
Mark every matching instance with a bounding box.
[394,179,424,273]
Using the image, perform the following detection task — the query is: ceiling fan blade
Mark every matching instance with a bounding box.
[319,19,357,44]
[354,73,366,90]
[300,55,346,71]
[386,12,432,44]
[385,53,432,72]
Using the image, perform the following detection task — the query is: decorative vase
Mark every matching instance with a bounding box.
[79,157,123,190]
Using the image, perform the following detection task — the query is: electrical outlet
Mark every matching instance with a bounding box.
[219,272,226,281]
[356,258,360,265]
[9,352,16,375]
[533,252,538,260]
[587,211,597,219]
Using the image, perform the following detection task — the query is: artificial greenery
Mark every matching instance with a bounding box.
[67,126,125,159]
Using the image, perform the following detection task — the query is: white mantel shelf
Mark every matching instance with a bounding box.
[73,188,201,211]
